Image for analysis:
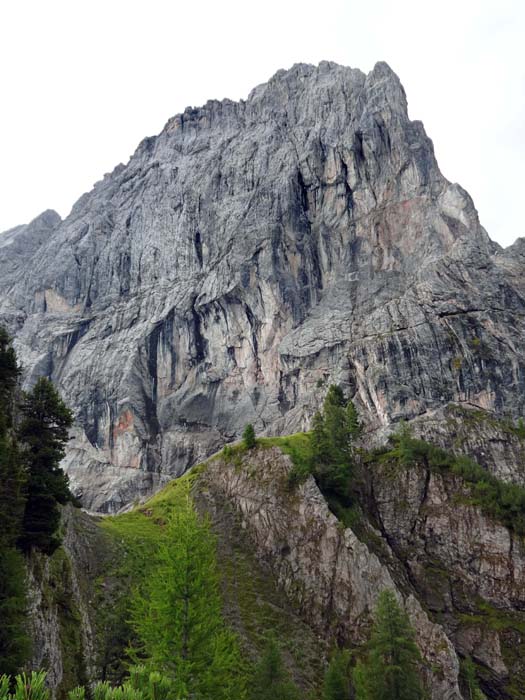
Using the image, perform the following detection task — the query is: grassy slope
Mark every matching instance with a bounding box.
[98,463,326,696]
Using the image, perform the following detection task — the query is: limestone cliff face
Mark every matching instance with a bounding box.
[198,445,525,699]
[26,507,111,698]
[371,460,525,698]
[197,447,464,700]
[1,61,524,510]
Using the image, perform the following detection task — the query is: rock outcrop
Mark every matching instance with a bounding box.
[26,507,113,697]
[197,446,464,700]
[371,458,525,698]
[1,61,524,510]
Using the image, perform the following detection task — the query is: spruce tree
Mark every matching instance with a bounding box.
[249,636,299,700]
[353,590,424,700]
[311,386,360,498]
[0,327,21,435]
[311,411,329,466]
[0,547,30,676]
[0,327,25,539]
[17,377,74,554]
[243,423,256,449]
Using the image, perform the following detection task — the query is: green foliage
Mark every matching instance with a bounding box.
[322,649,351,700]
[353,590,424,700]
[0,548,30,676]
[0,329,30,675]
[311,386,361,501]
[0,433,26,549]
[89,666,174,700]
[126,666,174,700]
[385,425,525,535]
[249,636,299,700]
[243,423,257,450]
[0,327,21,436]
[0,671,49,700]
[460,657,486,700]
[2,668,175,700]
[263,386,362,524]
[0,327,26,550]
[128,493,246,699]
[258,433,313,485]
[17,377,74,554]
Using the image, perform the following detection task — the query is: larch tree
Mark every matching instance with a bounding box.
[129,498,246,700]
[322,649,351,700]
[249,636,299,700]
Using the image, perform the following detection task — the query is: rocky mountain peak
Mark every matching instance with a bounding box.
[0,61,524,511]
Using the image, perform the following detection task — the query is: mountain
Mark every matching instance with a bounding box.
[1,61,525,512]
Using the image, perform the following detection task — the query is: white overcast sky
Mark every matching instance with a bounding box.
[0,0,523,246]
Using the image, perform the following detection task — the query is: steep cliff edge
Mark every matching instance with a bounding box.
[1,61,524,510]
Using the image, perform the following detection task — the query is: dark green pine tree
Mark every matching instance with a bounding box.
[0,328,26,546]
[249,636,299,700]
[17,377,74,555]
[0,326,30,675]
[0,546,31,675]
[322,649,351,700]
[353,590,425,700]
[0,326,21,432]
[311,385,361,497]
[243,423,256,449]
[311,410,329,465]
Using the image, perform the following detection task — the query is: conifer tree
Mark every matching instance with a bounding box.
[322,649,351,700]
[353,590,424,700]
[129,499,246,699]
[311,411,329,467]
[243,423,256,449]
[249,636,299,700]
[311,385,361,497]
[0,327,21,434]
[17,377,74,554]
[0,548,30,676]
[0,328,29,675]
[0,327,25,543]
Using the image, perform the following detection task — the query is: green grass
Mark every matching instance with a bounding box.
[259,433,313,483]
[99,471,202,585]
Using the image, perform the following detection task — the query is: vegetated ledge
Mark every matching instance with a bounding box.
[97,467,326,695]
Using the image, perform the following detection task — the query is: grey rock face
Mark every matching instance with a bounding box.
[1,61,524,510]
[26,506,110,696]
[371,461,525,696]
[198,447,464,700]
